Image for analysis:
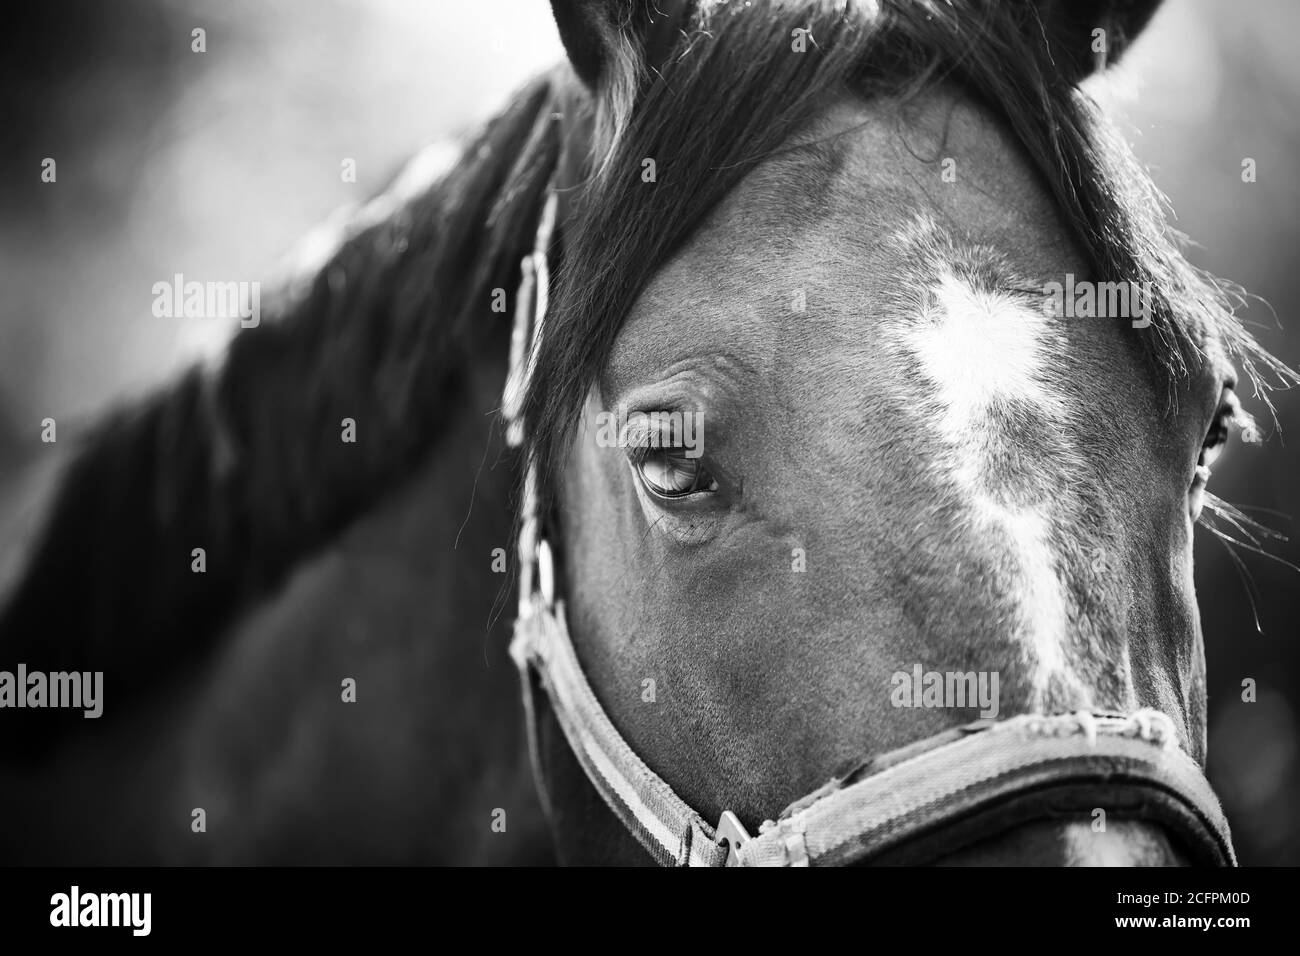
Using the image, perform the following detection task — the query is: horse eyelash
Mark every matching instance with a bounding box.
[626,440,693,465]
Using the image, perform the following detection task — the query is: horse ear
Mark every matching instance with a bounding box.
[1034,0,1163,81]
[549,0,689,90]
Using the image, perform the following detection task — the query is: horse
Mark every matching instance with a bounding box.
[0,0,1293,865]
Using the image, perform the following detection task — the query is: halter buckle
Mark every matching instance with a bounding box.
[715,810,751,867]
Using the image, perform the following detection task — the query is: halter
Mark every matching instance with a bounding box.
[502,186,1237,867]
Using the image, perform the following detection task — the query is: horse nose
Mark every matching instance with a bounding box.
[928,820,1190,866]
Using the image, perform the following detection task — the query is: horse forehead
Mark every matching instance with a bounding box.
[616,87,1081,372]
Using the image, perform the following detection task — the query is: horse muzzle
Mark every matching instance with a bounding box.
[508,547,1235,867]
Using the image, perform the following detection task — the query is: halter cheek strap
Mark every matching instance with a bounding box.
[502,188,1237,867]
[512,585,732,866]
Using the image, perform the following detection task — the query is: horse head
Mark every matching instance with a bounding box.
[507,0,1290,865]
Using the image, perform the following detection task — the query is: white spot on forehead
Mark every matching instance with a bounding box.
[904,272,1065,447]
[894,258,1089,711]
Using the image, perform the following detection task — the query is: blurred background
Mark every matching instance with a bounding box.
[0,1,1296,863]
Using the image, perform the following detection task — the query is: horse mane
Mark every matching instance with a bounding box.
[523,0,1297,507]
[0,67,584,755]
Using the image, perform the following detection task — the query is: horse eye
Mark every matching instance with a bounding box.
[1200,408,1231,469]
[1200,387,1254,472]
[636,448,718,499]
[1191,392,1244,522]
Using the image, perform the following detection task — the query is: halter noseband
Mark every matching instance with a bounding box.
[501,186,1237,867]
